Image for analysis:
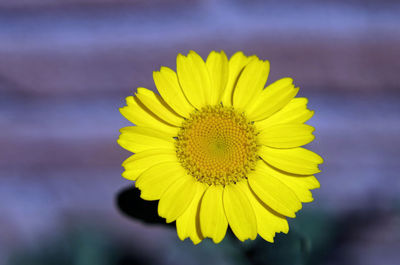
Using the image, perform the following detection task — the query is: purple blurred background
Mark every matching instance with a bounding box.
[1,0,400,264]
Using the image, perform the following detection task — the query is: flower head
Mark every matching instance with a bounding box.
[118,51,323,244]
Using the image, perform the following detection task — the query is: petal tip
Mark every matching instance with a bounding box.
[211,237,224,244]
[188,50,201,57]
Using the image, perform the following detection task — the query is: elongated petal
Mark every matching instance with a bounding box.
[176,182,207,244]
[259,146,323,175]
[117,126,175,153]
[200,185,228,243]
[221,52,256,107]
[135,161,186,200]
[258,124,315,148]
[206,51,229,105]
[121,149,177,180]
[242,181,289,242]
[224,181,257,241]
[248,161,302,217]
[158,174,197,223]
[255,98,314,129]
[153,67,195,118]
[135,87,184,126]
[233,58,270,111]
[177,51,212,108]
[260,162,320,203]
[246,78,299,121]
[119,96,179,136]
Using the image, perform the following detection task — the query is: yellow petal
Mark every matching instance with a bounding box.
[221,52,256,107]
[119,96,179,136]
[242,181,289,242]
[206,50,229,105]
[298,174,320,189]
[135,87,184,126]
[153,67,195,118]
[248,161,302,218]
[255,98,314,129]
[233,58,270,111]
[158,174,197,223]
[135,161,186,201]
[259,146,323,175]
[245,78,299,121]
[117,126,175,153]
[223,181,257,241]
[177,51,212,108]
[121,149,177,181]
[176,182,207,244]
[199,185,228,243]
[258,124,315,148]
[261,162,320,203]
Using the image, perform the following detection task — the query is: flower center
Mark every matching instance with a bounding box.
[175,105,259,186]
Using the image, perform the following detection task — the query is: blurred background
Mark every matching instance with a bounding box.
[1,0,400,264]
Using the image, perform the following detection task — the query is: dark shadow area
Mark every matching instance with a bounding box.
[7,223,153,265]
[241,206,400,265]
[116,186,174,227]
[239,210,340,265]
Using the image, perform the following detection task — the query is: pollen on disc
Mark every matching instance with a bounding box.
[176,105,259,186]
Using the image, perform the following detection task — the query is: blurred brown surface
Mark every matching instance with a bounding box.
[0,0,200,9]
[1,2,400,97]
[2,37,400,97]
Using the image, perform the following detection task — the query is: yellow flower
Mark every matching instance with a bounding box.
[118,51,323,244]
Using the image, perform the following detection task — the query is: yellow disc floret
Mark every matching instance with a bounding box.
[176,105,259,186]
